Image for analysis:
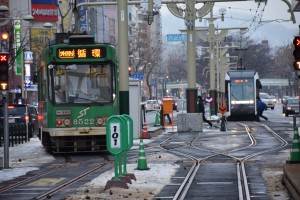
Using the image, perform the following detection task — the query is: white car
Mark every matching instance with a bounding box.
[145,100,160,113]
[259,92,275,110]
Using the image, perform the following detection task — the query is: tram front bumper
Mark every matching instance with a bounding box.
[46,127,106,137]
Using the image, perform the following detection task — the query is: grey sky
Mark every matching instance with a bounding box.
[160,1,300,47]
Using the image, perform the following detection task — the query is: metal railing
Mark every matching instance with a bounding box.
[0,123,31,147]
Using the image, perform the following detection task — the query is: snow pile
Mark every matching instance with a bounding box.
[0,137,55,182]
[65,155,180,200]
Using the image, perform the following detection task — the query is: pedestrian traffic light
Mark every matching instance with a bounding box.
[293,36,300,70]
[0,53,9,90]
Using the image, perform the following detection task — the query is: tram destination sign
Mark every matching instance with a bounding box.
[56,46,107,59]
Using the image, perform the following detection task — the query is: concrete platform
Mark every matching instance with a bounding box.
[147,125,164,138]
[283,163,300,200]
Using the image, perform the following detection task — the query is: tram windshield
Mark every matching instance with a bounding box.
[231,79,254,103]
[49,63,115,104]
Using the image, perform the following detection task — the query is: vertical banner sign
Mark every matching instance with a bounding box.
[14,20,22,75]
[106,116,125,155]
[78,0,87,33]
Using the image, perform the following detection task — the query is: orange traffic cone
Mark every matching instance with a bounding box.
[140,120,150,139]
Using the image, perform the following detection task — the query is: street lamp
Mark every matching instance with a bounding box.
[0,5,8,12]
[0,10,34,26]
[43,22,53,29]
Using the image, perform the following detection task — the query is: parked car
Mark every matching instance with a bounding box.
[259,92,275,110]
[282,96,298,113]
[164,96,178,112]
[0,104,37,138]
[144,100,160,113]
[282,96,290,104]
[284,97,299,117]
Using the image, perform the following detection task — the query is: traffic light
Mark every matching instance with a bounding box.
[0,32,9,52]
[293,36,300,70]
[128,66,132,76]
[0,53,9,90]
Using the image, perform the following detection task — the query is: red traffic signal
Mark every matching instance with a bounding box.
[0,53,8,63]
[293,37,300,68]
[0,53,9,90]
[293,37,300,47]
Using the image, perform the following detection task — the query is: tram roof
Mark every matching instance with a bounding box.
[227,70,257,78]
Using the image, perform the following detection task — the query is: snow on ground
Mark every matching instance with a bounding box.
[0,132,181,199]
[0,137,55,182]
[65,155,180,200]
[0,127,291,200]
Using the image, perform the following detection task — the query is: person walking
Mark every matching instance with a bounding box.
[198,96,213,128]
[256,96,268,121]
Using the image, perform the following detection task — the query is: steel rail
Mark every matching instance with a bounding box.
[33,162,109,200]
[0,156,72,193]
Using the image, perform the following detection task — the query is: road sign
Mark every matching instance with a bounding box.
[167,34,187,42]
[219,105,227,116]
[106,116,125,155]
[131,73,144,80]
[205,97,213,103]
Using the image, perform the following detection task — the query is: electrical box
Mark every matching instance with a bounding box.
[162,98,173,114]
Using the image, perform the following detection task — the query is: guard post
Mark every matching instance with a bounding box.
[121,114,136,181]
[105,115,128,190]
[162,98,174,129]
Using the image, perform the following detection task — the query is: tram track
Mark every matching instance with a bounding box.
[0,155,72,193]
[156,122,288,200]
[0,154,113,200]
[32,162,109,200]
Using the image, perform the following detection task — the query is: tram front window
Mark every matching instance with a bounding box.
[231,79,254,104]
[51,63,113,104]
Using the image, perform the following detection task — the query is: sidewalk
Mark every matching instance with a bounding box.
[283,163,300,200]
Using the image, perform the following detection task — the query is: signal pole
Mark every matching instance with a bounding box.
[2,91,9,168]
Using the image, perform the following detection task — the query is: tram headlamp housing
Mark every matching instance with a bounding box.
[96,117,104,126]
[96,116,107,126]
[56,118,72,127]
[64,118,72,126]
[56,119,63,126]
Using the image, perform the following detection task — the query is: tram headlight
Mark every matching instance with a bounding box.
[96,117,104,126]
[64,118,71,126]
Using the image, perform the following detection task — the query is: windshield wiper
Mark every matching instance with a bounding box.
[232,94,239,100]
[68,96,105,105]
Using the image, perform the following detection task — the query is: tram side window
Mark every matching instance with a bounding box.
[97,64,112,101]
[53,67,67,103]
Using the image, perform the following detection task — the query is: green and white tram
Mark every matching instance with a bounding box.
[37,35,119,153]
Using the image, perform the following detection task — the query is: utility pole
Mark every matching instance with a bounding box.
[167,1,213,113]
[197,15,247,115]
[118,0,130,114]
